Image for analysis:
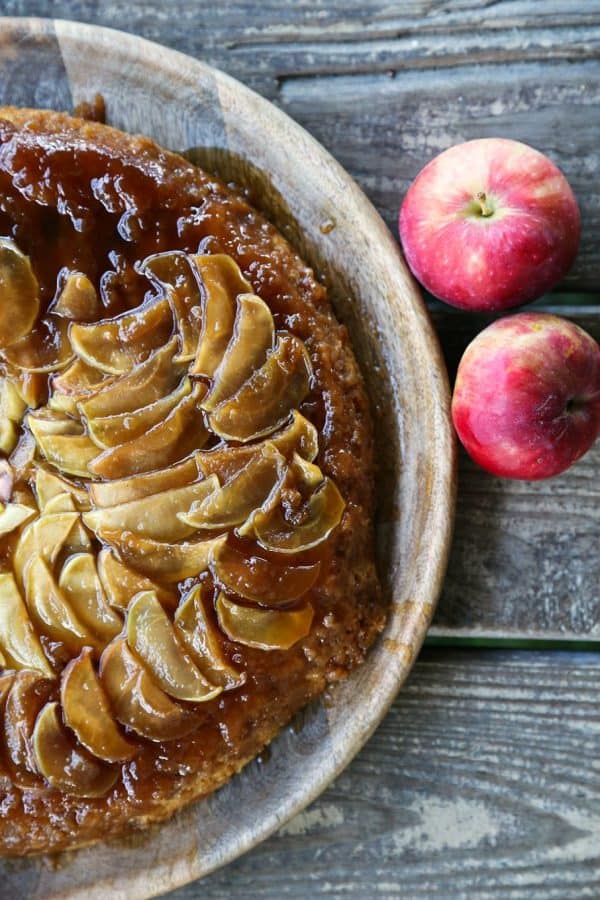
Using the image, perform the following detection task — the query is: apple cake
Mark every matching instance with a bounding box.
[0,107,384,855]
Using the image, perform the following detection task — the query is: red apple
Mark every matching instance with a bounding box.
[452,313,600,480]
[399,138,580,311]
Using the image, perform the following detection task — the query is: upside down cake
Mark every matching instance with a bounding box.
[0,107,384,855]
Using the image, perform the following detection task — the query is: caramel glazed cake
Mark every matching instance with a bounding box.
[0,106,384,855]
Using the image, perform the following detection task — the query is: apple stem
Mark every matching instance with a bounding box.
[476,191,494,217]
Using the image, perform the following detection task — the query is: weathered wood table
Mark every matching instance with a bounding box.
[6,1,599,897]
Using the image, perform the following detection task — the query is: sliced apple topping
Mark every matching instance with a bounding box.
[14,511,80,588]
[25,555,99,654]
[69,298,173,374]
[175,585,246,690]
[0,418,19,456]
[202,294,274,412]
[180,444,284,531]
[216,593,313,651]
[143,251,202,362]
[33,431,99,478]
[35,466,90,511]
[97,548,176,612]
[4,670,54,789]
[53,273,102,321]
[239,453,345,553]
[97,527,225,583]
[78,336,180,419]
[42,492,77,514]
[0,573,53,675]
[86,376,191,449]
[90,455,200,508]
[0,376,27,423]
[0,502,36,537]
[58,553,123,643]
[13,370,47,410]
[126,591,221,703]
[32,701,119,797]
[0,238,40,347]
[61,649,135,762]
[28,408,84,437]
[88,384,210,479]
[210,541,320,606]
[99,638,199,742]
[209,334,313,442]
[49,358,112,415]
[1,315,73,373]
[84,475,219,543]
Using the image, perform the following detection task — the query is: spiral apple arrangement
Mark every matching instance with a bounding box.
[399,138,600,480]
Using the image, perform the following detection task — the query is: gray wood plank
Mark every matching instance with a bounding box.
[5,0,600,291]
[162,649,600,899]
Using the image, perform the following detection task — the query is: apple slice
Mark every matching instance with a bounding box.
[43,492,77,514]
[9,430,37,481]
[53,273,102,321]
[0,239,40,347]
[14,370,48,409]
[4,671,54,788]
[209,334,313,442]
[240,454,345,553]
[86,376,191,449]
[143,251,202,362]
[70,299,174,374]
[0,418,19,455]
[215,592,313,650]
[90,455,200,508]
[35,466,90,511]
[97,528,225,582]
[209,541,320,606]
[1,316,73,373]
[0,573,54,675]
[190,253,252,376]
[78,337,180,419]
[97,548,176,612]
[88,384,210,480]
[126,591,221,702]
[0,376,27,422]
[25,555,99,654]
[14,511,80,588]
[61,648,135,762]
[99,638,199,741]
[58,553,123,642]
[84,475,219,543]
[33,431,99,478]
[174,585,246,690]
[28,408,84,437]
[32,701,119,797]
[0,502,36,537]
[202,294,274,412]
[49,359,111,415]
[179,444,284,531]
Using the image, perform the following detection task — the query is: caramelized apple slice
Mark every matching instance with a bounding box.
[210,541,320,606]
[78,337,180,419]
[97,549,176,612]
[0,376,27,422]
[49,358,111,415]
[4,671,54,788]
[33,431,99,478]
[191,254,252,376]
[0,502,36,537]
[2,316,73,373]
[202,294,274,412]
[216,593,313,650]
[86,377,191,449]
[240,454,345,553]
[61,649,135,762]
[0,418,19,455]
[13,370,47,409]
[58,553,123,642]
[53,273,102,321]
[99,638,199,741]
[97,529,225,582]
[126,591,221,702]
[84,475,219,543]
[25,555,99,654]
[90,455,200,508]
[14,511,80,588]
[0,573,53,675]
[32,701,118,797]
[180,444,284,531]
[64,516,93,555]
[143,251,202,361]
[70,298,173,374]
[209,334,313,442]
[174,585,246,690]
[88,385,210,479]
[43,492,76,514]
[28,408,84,437]
[35,466,90,511]
[0,239,40,346]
